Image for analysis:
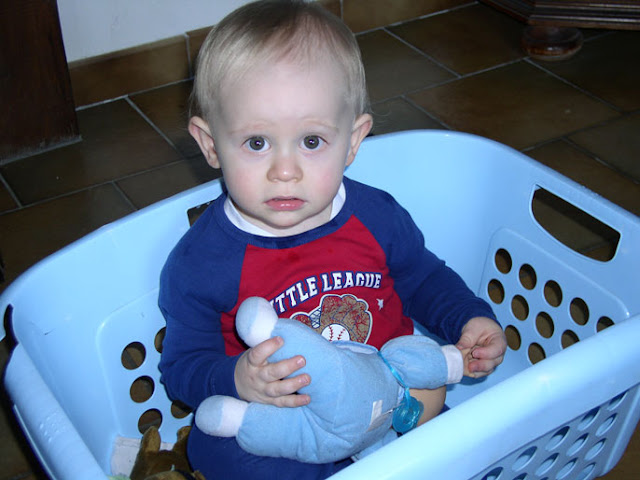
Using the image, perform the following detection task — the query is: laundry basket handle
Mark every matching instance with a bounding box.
[5,345,107,479]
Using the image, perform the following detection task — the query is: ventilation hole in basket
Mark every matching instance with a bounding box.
[518,264,537,290]
[546,426,570,451]
[155,327,166,353]
[597,414,617,436]
[531,188,619,262]
[544,281,563,308]
[570,298,589,326]
[495,249,512,274]
[576,463,595,480]
[535,312,555,339]
[512,446,537,471]
[597,316,614,332]
[556,459,577,479]
[512,475,527,480]
[511,295,529,321]
[121,342,146,370]
[528,343,546,364]
[488,279,505,304]
[130,376,155,403]
[608,392,626,411]
[481,466,503,480]
[535,453,558,475]
[561,330,580,349]
[188,202,213,226]
[505,325,522,351]
[567,434,588,456]
[585,439,606,461]
[138,409,163,434]
[578,408,599,431]
[171,400,193,419]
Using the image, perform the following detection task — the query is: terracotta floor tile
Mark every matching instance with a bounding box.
[390,3,524,75]
[344,0,468,33]
[359,29,454,103]
[534,31,640,112]
[527,140,640,217]
[130,81,200,159]
[1,100,183,206]
[370,98,445,135]
[69,36,190,107]
[409,61,620,150]
[117,157,220,209]
[0,184,133,289]
[568,112,640,183]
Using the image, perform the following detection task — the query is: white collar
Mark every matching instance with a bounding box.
[224,182,346,237]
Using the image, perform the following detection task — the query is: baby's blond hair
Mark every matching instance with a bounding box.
[191,0,369,125]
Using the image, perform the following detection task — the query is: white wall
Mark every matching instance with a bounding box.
[58,0,252,62]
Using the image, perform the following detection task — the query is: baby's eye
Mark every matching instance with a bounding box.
[245,136,269,152]
[302,135,324,150]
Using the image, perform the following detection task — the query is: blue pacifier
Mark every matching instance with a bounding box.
[378,352,424,434]
[392,388,424,434]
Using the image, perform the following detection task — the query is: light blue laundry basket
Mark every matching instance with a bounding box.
[2,130,639,480]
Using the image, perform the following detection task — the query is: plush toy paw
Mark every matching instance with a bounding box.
[129,426,205,480]
[196,396,248,437]
[235,297,279,347]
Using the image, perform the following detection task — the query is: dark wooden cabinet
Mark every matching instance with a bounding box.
[481,0,640,60]
[0,0,80,162]
[482,0,640,29]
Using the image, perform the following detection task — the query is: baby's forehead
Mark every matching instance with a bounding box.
[219,51,351,96]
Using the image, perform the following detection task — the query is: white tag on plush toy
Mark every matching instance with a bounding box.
[367,400,393,432]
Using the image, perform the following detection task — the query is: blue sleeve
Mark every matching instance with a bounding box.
[158,205,244,408]
[349,179,496,344]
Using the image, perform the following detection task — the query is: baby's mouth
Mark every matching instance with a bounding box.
[266,197,305,211]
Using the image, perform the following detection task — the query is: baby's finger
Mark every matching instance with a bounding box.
[264,373,311,399]
[245,336,284,367]
[468,354,504,377]
[264,354,307,382]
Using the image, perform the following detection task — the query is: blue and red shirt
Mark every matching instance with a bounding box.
[158,177,495,408]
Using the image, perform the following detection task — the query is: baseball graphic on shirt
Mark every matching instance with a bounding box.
[292,294,372,343]
[321,323,350,342]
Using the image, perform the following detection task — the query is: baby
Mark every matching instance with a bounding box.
[158,1,507,479]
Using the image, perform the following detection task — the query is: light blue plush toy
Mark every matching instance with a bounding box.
[195,297,463,463]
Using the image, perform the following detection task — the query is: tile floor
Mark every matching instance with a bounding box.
[1,2,639,479]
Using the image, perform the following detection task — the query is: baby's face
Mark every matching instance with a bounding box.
[208,57,371,236]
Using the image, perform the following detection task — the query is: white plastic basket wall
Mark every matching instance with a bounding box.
[2,131,639,480]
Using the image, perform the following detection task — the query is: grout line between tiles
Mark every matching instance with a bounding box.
[383,1,477,30]
[76,78,194,112]
[0,172,24,209]
[124,96,182,153]
[561,136,640,185]
[352,2,477,37]
[111,181,139,211]
[381,27,462,78]
[0,158,186,217]
[524,58,623,113]
[75,94,129,111]
[398,95,455,131]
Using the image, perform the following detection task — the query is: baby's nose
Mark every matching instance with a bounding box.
[267,151,302,182]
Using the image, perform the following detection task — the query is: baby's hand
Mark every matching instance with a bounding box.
[456,316,507,378]
[234,336,311,407]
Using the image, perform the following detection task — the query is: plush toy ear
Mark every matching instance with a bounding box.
[140,426,161,453]
[236,297,279,347]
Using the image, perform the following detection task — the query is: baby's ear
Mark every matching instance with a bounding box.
[188,116,220,168]
[346,113,373,167]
